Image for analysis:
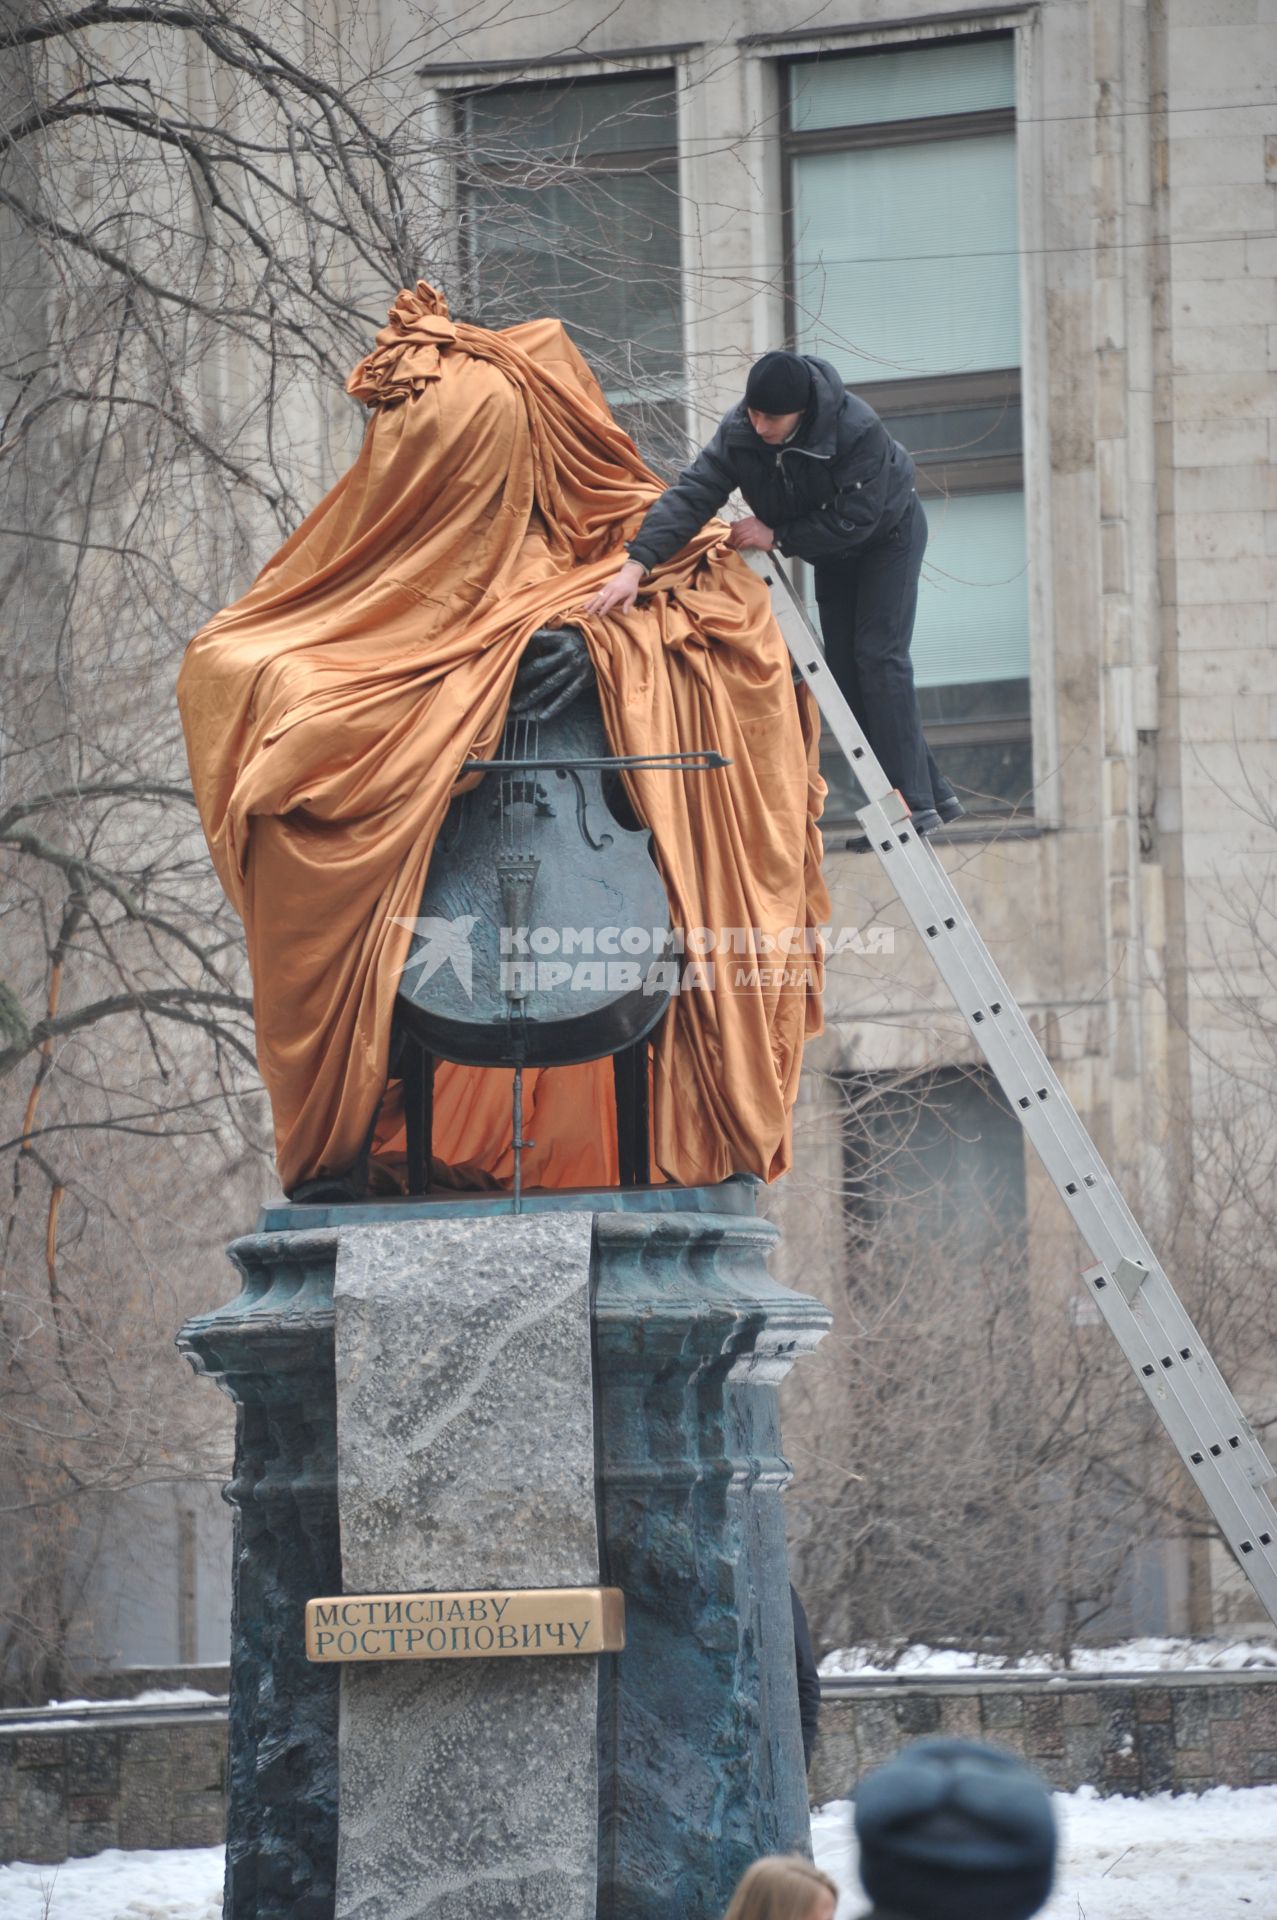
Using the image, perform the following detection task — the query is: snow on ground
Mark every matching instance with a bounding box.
[819,1635,1277,1677]
[812,1785,1277,1920]
[1,1789,1274,1919]
[0,1846,222,1919]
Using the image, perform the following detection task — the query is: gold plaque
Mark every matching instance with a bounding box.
[305,1586,626,1663]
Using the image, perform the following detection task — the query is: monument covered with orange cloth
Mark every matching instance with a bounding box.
[177,284,829,1196]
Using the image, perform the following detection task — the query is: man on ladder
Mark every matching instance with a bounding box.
[586,350,1277,1632]
[585,349,964,839]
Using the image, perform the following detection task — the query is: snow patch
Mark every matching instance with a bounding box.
[811,1784,1277,1920]
[3,1784,1276,1919]
[819,1635,1277,1677]
[41,1689,220,1711]
[0,1846,222,1919]
[129,1689,220,1707]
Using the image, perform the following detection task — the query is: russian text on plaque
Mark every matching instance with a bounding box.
[305,1586,626,1662]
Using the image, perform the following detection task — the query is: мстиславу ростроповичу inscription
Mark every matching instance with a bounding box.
[305,1586,625,1662]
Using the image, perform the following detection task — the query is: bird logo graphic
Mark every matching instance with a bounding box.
[390,914,478,997]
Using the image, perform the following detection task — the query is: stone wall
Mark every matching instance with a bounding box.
[6,1669,1277,1865]
[810,1671,1277,1808]
[0,1702,227,1865]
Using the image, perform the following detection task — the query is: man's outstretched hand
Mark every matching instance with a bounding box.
[725,516,774,552]
[583,557,645,619]
[583,519,773,618]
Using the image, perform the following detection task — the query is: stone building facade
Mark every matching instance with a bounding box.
[7,0,1273,1667]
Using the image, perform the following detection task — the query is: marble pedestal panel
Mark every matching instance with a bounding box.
[332,1215,598,1920]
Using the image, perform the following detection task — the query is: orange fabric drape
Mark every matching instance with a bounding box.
[177,284,828,1195]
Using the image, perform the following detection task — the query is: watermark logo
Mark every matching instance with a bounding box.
[391,914,478,995]
[392,917,892,1000]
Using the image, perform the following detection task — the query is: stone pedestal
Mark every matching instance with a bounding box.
[180,1182,829,1920]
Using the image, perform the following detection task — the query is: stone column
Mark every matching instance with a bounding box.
[179,1229,342,1920]
[593,1209,829,1919]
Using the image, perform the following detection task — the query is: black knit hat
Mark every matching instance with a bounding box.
[855,1739,1056,1920]
[744,350,812,415]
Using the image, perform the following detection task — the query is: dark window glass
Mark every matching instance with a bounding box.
[459,75,685,465]
[461,75,677,159]
[883,400,1023,469]
[785,44,1033,823]
[843,1069,1027,1256]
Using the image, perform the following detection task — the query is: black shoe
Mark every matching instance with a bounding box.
[937,795,966,824]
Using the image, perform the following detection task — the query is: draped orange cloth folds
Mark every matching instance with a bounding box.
[177,285,828,1195]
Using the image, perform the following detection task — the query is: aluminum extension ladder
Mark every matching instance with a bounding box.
[755,557,1277,1628]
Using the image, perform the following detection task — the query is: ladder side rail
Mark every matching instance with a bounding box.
[770,560,1274,1469]
[765,574,894,803]
[857,787,1275,1471]
[1081,1330,1277,1602]
[855,784,1277,1613]
[857,802,1254,1294]
[756,560,1277,1624]
[1077,1267,1277,1617]
[859,789,1276,1498]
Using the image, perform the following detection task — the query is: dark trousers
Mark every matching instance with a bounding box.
[813,495,954,816]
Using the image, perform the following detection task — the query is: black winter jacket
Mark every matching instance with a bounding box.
[791,1585,822,1770]
[626,356,916,572]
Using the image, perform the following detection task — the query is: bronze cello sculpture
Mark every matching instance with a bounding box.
[392,627,727,1206]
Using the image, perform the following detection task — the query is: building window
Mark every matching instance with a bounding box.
[842,1068,1027,1260]
[784,37,1031,822]
[457,73,686,462]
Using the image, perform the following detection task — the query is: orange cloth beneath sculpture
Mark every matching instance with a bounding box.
[177,284,828,1194]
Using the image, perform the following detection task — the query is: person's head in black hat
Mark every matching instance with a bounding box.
[854,1739,1057,1920]
[744,350,813,445]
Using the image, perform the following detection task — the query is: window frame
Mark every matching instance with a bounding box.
[853,367,1023,501]
[780,32,1035,824]
[452,70,688,444]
